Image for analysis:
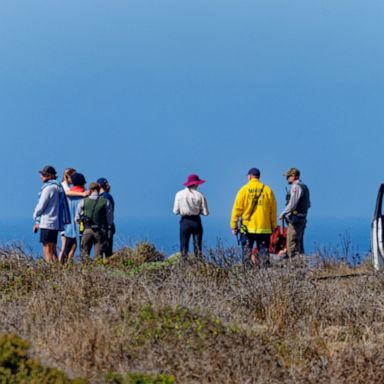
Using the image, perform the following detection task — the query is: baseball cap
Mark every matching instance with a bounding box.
[39,165,57,177]
[247,168,260,178]
[283,168,300,177]
[97,177,108,187]
[89,182,100,190]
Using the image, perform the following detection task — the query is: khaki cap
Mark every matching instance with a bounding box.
[89,182,100,190]
[283,168,300,177]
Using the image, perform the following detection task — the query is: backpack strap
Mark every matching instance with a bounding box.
[245,184,265,221]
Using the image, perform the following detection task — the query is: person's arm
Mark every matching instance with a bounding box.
[280,184,302,218]
[32,223,39,233]
[269,188,277,230]
[75,200,84,223]
[109,198,115,224]
[230,188,245,234]
[173,192,180,215]
[201,195,209,216]
[109,195,115,222]
[33,187,52,222]
[66,189,91,198]
[105,200,113,226]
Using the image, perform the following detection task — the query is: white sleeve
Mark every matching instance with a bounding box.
[201,195,209,216]
[75,200,84,223]
[173,193,180,215]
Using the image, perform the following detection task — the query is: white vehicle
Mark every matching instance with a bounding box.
[372,184,384,271]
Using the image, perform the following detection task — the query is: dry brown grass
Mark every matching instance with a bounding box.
[0,243,383,383]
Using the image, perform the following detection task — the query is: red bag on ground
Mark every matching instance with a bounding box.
[269,224,287,254]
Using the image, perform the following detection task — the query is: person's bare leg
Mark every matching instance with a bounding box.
[251,251,258,266]
[42,244,51,262]
[67,240,77,262]
[43,243,57,263]
[58,234,66,262]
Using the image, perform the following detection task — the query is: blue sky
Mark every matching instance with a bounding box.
[0,0,383,229]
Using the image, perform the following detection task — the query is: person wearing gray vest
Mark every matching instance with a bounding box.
[75,182,113,261]
[279,168,311,259]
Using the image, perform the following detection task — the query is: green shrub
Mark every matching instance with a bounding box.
[0,334,88,383]
[126,304,236,350]
[0,263,37,301]
[106,371,175,384]
[104,242,165,270]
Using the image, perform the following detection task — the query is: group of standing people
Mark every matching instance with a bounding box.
[33,166,115,263]
[33,164,310,266]
[173,167,310,265]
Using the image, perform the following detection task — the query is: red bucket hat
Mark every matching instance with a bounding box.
[183,174,206,187]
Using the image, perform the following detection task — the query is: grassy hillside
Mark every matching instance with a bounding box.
[0,243,383,383]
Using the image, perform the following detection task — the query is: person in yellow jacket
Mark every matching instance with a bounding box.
[231,168,277,265]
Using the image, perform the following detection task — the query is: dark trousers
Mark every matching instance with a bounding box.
[180,215,203,258]
[62,237,76,263]
[80,228,108,261]
[104,223,116,257]
[240,233,271,263]
[104,235,114,257]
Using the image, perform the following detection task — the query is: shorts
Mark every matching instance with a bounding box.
[40,229,59,244]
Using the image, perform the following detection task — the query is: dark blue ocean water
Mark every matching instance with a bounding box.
[0,217,371,259]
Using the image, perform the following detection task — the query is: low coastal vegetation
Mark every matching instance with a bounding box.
[0,242,383,383]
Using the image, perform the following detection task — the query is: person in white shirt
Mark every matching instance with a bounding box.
[173,174,209,260]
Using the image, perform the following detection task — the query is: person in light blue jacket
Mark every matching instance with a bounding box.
[61,172,87,264]
[33,165,69,263]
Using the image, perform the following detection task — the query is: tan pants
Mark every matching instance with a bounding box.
[80,228,107,261]
[287,219,307,258]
